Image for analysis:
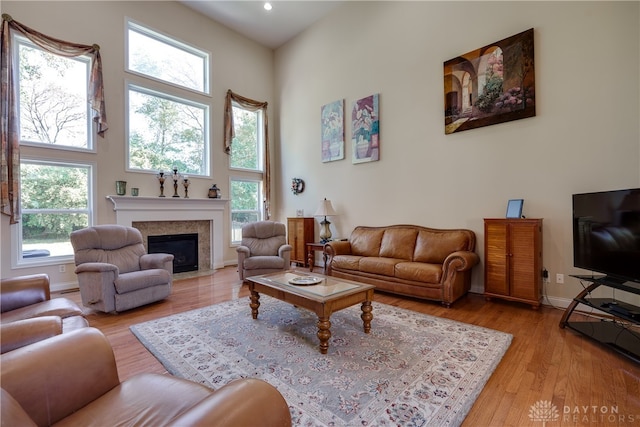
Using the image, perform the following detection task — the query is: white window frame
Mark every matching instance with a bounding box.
[12,157,96,268]
[125,18,210,96]
[229,177,264,246]
[14,35,96,153]
[229,103,265,173]
[125,82,210,176]
[124,19,211,177]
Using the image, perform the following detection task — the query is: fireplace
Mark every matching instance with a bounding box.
[148,233,199,273]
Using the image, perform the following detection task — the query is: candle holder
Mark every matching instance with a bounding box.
[182,176,190,198]
[171,167,180,198]
[156,171,166,197]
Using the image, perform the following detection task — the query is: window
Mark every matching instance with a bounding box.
[230,179,262,244]
[16,37,93,151]
[127,84,208,175]
[127,20,209,94]
[18,160,93,264]
[125,20,211,175]
[230,105,264,172]
[228,102,266,244]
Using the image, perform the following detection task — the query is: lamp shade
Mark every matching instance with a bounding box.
[314,198,337,217]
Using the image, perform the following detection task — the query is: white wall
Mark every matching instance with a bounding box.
[0,1,274,286]
[274,1,640,303]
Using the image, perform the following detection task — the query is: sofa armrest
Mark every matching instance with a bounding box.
[324,241,352,257]
[169,378,292,426]
[0,328,120,427]
[140,253,174,273]
[442,250,480,273]
[1,274,50,313]
[0,316,63,354]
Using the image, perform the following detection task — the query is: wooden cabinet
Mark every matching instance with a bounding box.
[287,217,315,266]
[484,218,543,309]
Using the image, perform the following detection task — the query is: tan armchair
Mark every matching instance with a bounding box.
[0,274,87,354]
[236,221,292,280]
[1,327,292,426]
[70,225,174,313]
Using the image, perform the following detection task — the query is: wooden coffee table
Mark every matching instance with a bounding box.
[246,270,374,354]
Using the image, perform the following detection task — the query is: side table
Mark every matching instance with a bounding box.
[306,242,327,273]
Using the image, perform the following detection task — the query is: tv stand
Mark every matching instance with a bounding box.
[560,275,640,363]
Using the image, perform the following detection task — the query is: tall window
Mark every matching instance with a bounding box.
[230,105,263,172]
[229,103,265,244]
[16,37,93,151]
[13,35,95,265]
[126,19,210,175]
[18,160,93,264]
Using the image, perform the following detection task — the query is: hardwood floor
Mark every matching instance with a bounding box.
[54,267,640,426]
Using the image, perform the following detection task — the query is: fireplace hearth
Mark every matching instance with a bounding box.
[148,233,198,273]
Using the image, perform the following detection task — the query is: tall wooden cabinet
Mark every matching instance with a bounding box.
[484,218,543,309]
[287,217,315,266]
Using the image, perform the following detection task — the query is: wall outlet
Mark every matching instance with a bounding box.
[59,265,66,273]
[556,273,564,284]
[542,268,549,283]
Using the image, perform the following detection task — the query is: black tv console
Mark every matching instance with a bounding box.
[559,275,640,364]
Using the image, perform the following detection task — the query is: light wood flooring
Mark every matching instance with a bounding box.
[54,266,640,427]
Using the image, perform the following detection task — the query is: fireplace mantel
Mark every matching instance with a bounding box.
[106,196,228,269]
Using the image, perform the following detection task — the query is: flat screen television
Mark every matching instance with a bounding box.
[573,188,640,285]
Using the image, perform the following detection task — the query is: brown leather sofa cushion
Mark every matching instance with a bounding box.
[350,228,384,257]
[379,228,418,260]
[413,230,471,264]
[395,262,443,283]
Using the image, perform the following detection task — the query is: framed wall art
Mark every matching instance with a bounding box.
[352,93,380,164]
[444,28,535,134]
[321,99,345,162]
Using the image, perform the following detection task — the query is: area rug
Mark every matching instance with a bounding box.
[130,296,512,426]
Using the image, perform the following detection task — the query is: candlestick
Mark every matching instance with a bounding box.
[156,171,166,197]
[183,176,190,198]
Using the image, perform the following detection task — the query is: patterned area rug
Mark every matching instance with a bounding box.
[131,296,512,426]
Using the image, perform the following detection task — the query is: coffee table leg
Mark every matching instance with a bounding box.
[317,316,331,354]
[361,301,373,333]
[250,291,260,319]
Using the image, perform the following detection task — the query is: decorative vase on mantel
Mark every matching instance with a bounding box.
[208,184,221,199]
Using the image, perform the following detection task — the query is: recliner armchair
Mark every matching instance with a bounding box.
[236,221,292,280]
[70,225,174,313]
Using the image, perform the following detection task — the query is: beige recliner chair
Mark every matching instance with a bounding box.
[70,225,174,313]
[236,221,292,280]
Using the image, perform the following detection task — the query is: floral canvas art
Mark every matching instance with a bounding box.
[351,94,379,164]
[444,28,535,134]
[321,99,344,162]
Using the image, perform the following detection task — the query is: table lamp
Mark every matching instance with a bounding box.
[314,198,337,243]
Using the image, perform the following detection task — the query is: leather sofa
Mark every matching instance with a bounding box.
[1,327,292,426]
[325,225,479,307]
[0,274,88,353]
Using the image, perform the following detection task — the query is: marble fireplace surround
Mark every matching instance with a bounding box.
[106,196,228,270]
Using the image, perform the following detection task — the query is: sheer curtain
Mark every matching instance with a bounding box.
[224,89,271,219]
[1,14,107,224]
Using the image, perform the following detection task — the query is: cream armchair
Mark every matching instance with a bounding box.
[237,221,292,280]
[70,225,174,313]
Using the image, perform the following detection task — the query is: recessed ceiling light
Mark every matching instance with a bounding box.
[264,2,273,11]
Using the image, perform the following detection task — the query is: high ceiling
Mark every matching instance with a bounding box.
[180,1,344,49]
